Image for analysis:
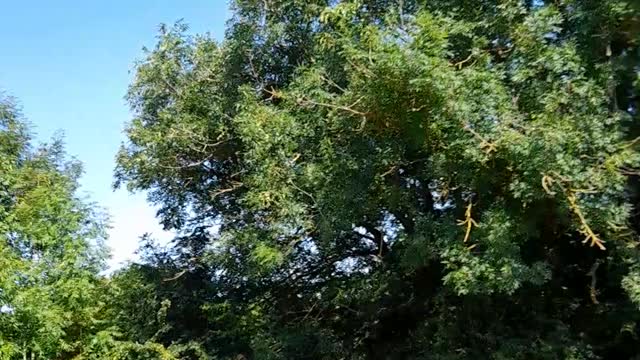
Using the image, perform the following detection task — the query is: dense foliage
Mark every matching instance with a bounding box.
[2,0,640,359]
[0,99,107,359]
[112,0,640,358]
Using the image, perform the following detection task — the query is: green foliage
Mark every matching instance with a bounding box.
[113,0,640,358]
[0,98,108,359]
[2,0,640,359]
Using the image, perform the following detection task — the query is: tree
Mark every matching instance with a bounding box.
[116,0,640,358]
[0,97,108,359]
[0,96,191,360]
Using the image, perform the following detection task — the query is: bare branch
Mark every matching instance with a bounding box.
[163,269,187,282]
[211,181,244,200]
[296,97,368,117]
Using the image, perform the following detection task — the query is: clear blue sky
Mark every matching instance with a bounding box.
[0,1,229,269]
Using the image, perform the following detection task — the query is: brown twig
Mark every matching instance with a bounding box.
[463,124,497,153]
[452,54,473,69]
[163,269,187,282]
[210,181,244,200]
[347,59,374,78]
[321,75,347,93]
[380,165,398,178]
[159,155,214,170]
[297,97,368,117]
[587,260,602,304]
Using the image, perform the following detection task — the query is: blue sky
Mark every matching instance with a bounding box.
[0,1,229,269]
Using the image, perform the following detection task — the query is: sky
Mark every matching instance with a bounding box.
[0,1,229,269]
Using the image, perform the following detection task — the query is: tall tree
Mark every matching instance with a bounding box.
[116,0,640,358]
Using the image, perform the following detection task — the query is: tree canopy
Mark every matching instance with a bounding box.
[113,0,640,358]
[0,98,107,359]
[3,0,640,359]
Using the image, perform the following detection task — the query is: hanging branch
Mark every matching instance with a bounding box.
[587,260,602,305]
[567,193,606,250]
[457,201,479,243]
[542,173,606,250]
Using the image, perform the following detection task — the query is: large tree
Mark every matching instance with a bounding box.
[116,0,640,358]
